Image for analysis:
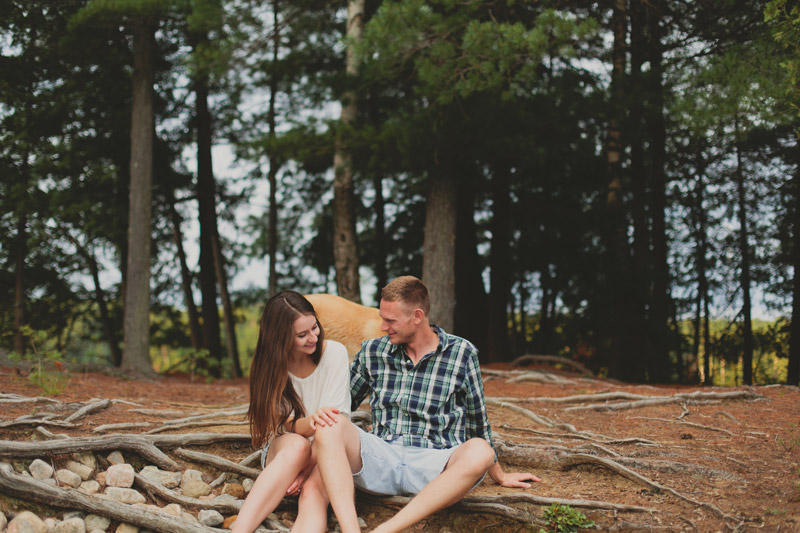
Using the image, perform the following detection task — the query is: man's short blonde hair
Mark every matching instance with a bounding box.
[381,276,430,317]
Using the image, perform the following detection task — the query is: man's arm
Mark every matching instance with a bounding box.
[349,342,371,411]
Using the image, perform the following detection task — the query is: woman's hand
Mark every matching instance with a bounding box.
[308,406,340,430]
[286,465,313,495]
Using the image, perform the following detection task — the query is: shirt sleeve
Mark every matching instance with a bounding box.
[320,342,352,417]
[350,341,371,412]
[462,345,497,460]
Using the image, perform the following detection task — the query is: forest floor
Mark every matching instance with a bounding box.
[1,363,799,533]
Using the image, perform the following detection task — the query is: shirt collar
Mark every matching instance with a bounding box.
[388,324,447,359]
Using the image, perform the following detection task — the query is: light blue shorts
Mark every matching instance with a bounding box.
[353,427,457,496]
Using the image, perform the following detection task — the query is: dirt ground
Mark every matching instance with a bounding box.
[1,363,799,532]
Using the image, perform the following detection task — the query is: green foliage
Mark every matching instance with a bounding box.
[765,0,800,119]
[9,326,70,395]
[776,423,800,453]
[539,502,594,533]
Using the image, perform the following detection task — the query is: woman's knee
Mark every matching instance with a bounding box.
[272,433,312,465]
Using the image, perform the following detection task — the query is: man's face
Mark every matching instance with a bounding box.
[379,299,417,345]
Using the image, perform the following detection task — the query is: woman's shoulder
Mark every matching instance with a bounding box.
[323,339,348,358]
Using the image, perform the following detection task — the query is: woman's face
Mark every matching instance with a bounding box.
[291,314,320,357]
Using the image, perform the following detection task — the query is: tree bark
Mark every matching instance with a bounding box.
[734,127,754,386]
[605,0,636,381]
[121,17,156,376]
[423,165,458,333]
[192,32,223,375]
[267,0,280,298]
[488,166,512,362]
[646,0,672,382]
[789,140,800,386]
[332,0,365,303]
[169,201,202,351]
[14,210,27,355]
[211,232,242,378]
[454,173,488,360]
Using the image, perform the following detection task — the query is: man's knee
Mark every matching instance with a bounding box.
[451,438,495,474]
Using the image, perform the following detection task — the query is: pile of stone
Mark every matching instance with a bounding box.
[0,449,282,533]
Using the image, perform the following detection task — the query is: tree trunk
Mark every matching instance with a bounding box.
[734,129,754,385]
[693,168,710,386]
[488,166,512,362]
[454,173,488,360]
[193,33,223,375]
[628,0,650,377]
[789,140,800,386]
[537,266,553,355]
[211,232,242,378]
[267,0,280,298]
[332,0,364,303]
[373,174,387,296]
[14,210,27,355]
[605,0,636,381]
[646,0,672,382]
[121,17,156,376]
[169,201,202,351]
[423,166,457,333]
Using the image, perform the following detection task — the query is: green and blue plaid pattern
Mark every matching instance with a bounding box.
[350,325,495,453]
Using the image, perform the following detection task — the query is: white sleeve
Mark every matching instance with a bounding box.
[320,342,352,417]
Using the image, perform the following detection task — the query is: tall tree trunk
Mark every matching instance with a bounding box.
[694,169,710,386]
[423,162,457,332]
[537,266,553,355]
[211,232,242,378]
[332,0,364,303]
[488,166,512,362]
[646,0,672,382]
[267,0,280,298]
[169,201,202,350]
[703,289,712,385]
[14,210,27,355]
[192,32,223,375]
[373,174,387,294]
[454,173,488,360]
[605,0,636,380]
[628,0,650,375]
[121,17,156,376]
[789,140,800,386]
[734,128,754,385]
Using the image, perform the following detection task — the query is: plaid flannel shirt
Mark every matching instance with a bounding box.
[350,325,495,455]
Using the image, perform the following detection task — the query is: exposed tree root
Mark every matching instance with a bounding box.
[507,371,579,385]
[0,434,180,471]
[627,417,735,436]
[462,493,655,513]
[146,420,249,434]
[510,354,594,376]
[172,448,261,479]
[0,463,224,533]
[133,473,242,513]
[93,422,153,433]
[64,398,112,423]
[564,390,766,412]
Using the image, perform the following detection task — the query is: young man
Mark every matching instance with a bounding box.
[299,276,539,533]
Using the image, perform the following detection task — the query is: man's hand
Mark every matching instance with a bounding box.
[488,461,541,488]
[309,406,340,430]
[497,471,541,489]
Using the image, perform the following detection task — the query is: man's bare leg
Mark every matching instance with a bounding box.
[312,419,364,533]
[372,438,495,533]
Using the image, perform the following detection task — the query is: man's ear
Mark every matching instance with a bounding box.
[412,308,426,324]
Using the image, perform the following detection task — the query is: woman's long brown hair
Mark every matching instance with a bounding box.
[248,291,325,448]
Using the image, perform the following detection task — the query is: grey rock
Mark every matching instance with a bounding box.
[212,494,236,503]
[114,524,138,533]
[104,464,134,488]
[0,511,7,531]
[62,513,83,521]
[28,459,54,481]
[242,478,254,493]
[138,466,180,489]
[8,511,46,533]
[72,452,97,472]
[79,480,100,495]
[159,504,181,517]
[197,510,223,527]
[44,517,58,533]
[66,460,94,481]
[106,451,124,466]
[179,513,197,524]
[41,478,57,486]
[55,469,82,488]
[53,517,86,533]
[83,515,110,532]
[102,487,146,504]
[180,478,211,499]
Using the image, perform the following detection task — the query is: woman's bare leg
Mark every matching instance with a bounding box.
[231,433,311,533]
[292,466,329,532]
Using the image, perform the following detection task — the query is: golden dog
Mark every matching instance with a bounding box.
[305,294,384,361]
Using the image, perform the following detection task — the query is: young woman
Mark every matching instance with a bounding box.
[231,291,351,533]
